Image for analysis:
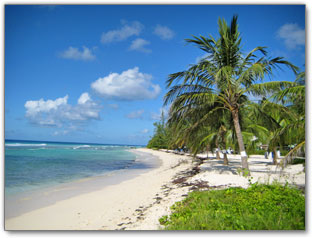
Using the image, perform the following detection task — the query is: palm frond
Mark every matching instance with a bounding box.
[246,81,295,97]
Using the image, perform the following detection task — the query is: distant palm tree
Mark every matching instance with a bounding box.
[249,99,294,165]
[272,71,305,165]
[164,15,298,174]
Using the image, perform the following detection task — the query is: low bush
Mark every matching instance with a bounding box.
[291,158,305,166]
[160,183,305,230]
[246,148,266,155]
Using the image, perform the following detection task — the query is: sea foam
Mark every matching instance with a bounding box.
[5,143,47,147]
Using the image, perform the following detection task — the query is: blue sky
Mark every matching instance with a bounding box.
[4,5,305,145]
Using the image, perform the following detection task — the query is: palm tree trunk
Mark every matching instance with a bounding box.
[215,140,221,160]
[231,109,250,174]
[272,147,279,165]
[216,149,221,160]
[223,152,229,165]
[221,128,228,165]
[206,144,210,158]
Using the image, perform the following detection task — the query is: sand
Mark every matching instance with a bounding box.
[5,148,194,230]
[189,154,305,189]
[5,148,305,230]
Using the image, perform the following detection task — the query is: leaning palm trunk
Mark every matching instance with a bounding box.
[282,141,305,167]
[223,152,229,165]
[231,109,250,174]
[206,144,210,158]
[216,148,221,160]
[215,140,221,160]
[272,147,279,165]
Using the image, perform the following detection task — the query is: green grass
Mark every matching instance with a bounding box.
[160,183,305,230]
[291,158,305,166]
[247,149,266,155]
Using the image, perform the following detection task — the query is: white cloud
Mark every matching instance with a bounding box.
[91,67,161,100]
[141,129,149,134]
[25,95,69,117]
[126,110,144,119]
[78,92,91,104]
[101,21,144,44]
[277,23,305,49]
[150,107,169,121]
[153,25,175,40]
[59,46,96,61]
[25,93,100,127]
[129,38,151,53]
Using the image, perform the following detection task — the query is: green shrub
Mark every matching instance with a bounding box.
[280,149,289,156]
[291,158,305,166]
[160,184,305,230]
[246,148,266,155]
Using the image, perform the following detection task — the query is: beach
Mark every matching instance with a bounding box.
[5,148,305,230]
[4,4,306,232]
[5,148,193,230]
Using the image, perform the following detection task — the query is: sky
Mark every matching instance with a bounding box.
[4,4,305,145]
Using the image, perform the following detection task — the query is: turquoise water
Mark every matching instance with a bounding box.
[5,140,144,196]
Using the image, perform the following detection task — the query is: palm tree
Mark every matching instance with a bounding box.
[168,95,234,165]
[245,68,305,166]
[164,15,298,174]
[248,99,294,165]
[272,71,305,166]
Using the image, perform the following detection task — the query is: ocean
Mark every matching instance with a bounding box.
[5,139,158,218]
[5,140,160,219]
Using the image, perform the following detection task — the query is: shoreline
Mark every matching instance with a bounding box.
[5,148,195,230]
[5,148,305,230]
[5,148,161,219]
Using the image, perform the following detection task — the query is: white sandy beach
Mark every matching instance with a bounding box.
[5,148,305,230]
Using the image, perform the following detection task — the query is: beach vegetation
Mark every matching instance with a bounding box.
[163,15,298,174]
[147,112,172,149]
[160,183,305,230]
[147,15,304,171]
